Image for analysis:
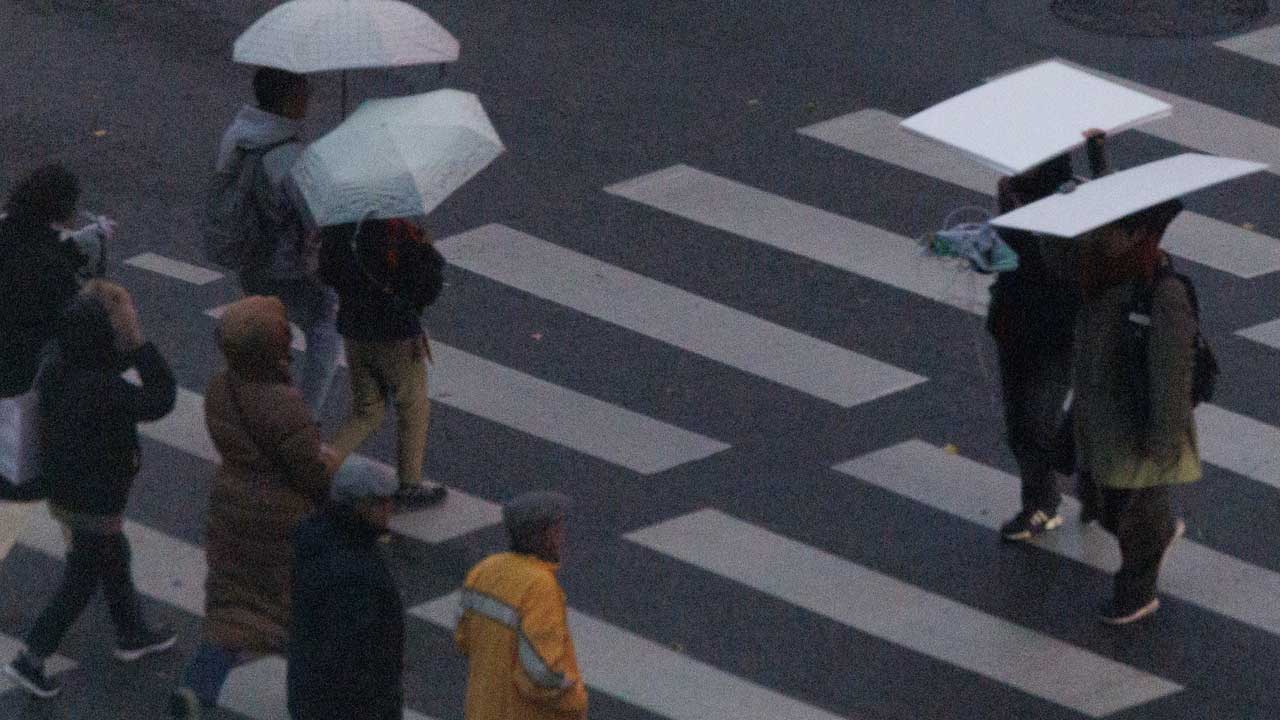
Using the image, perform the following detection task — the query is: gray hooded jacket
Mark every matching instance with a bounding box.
[215,104,314,282]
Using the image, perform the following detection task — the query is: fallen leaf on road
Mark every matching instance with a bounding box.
[746,98,761,106]
[530,332,543,341]
[1243,223,1256,231]
[92,129,108,137]
[942,443,959,455]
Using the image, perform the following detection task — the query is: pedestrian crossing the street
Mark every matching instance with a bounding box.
[11,52,1280,720]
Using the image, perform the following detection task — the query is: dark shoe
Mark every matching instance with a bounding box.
[0,474,50,502]
[394,481,447,509]
[168,687,202,719]
[1000,508,1063,542]
[1099,597,1160,625]
[1079,501,1100,526]
[114,624,177,661]
[4,652,61,699]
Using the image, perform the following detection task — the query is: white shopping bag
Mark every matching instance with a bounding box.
[0,390,41,483]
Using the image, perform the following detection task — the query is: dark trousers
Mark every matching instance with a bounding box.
[25,528,144,658]
[1100,486,1177,608]
[995,340,1072,514]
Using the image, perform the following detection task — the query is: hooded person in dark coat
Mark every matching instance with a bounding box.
[287,456,404,720]
[4,280,178,699]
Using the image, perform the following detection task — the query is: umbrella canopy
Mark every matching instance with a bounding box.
[290,89,504,226]
[233,0,459,73]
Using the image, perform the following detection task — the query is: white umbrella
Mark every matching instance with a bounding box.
[290,89,504,226]
[233,0,460,112]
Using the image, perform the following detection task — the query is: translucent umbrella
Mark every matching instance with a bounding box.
[233,0,460,112]
[290,89,504,226]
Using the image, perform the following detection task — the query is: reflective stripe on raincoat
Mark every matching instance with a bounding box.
[455,552,587,720]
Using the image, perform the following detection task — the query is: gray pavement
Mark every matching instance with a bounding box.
[5,1,1280,718]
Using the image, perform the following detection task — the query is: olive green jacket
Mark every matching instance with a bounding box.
[1072,272,1201,489]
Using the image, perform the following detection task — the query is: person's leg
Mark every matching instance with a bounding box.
[1113,487,1176,605]
[23,528,104,660]
[329,339,388,460]
[98,532,176,660]
[389,340,429,486]
[997,342,1069,540]
[381,338,445,507]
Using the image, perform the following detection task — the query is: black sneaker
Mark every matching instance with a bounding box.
[114,624,177,661]
[1099,597,1160,625]
[168,687,202,719]
[394,481,447,509]
[1000,508,1064,542]
[4,652,60,699]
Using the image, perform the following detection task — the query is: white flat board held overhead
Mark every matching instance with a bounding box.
[989,153,1267,238]
[900,60,1171,175]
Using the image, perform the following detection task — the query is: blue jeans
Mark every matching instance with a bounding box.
[180,642,240,706]
[239,275,339,414]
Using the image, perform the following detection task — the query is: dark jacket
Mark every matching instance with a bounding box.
[0,218,82,397]
[39,295,176,516]
[318,221,444,342]
[287,505,404,720]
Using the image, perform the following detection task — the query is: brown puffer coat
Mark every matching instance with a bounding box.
[201,296,334,653]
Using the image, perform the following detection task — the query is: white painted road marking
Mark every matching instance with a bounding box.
[439,224,927,407]
[1217,24,1280,68]
[412,593,848,720]
[799,108,1280,278]
[606,164,993,314]
[836,439,1280,638]
[626,509,1183,718]
[124,252,224,285]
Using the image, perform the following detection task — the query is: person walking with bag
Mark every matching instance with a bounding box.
[287,456,405,720]
[4,280,178,698]
[169,296,338,718]
[1073,199,1200,624]
[208,67,339,414]
[319,218,447,507]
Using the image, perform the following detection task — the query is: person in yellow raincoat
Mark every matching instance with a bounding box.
[455,491,587,720]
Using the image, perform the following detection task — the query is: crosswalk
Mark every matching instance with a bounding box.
[9,52,1280,719]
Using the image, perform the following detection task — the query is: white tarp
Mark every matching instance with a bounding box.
[900,60,1171,175]
[989,153,1268,238]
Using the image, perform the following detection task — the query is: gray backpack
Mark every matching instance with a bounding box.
[202,139,291,271]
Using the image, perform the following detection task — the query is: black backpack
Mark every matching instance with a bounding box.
[202,139,293,271]
[1126,259,1219,406]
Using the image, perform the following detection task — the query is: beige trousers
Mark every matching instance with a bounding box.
[330,337,430,487]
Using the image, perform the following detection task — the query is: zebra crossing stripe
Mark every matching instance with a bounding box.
[0,633,75,695]
[411,593,848,720]
[605,165,993,315]
[1235,316,1280,350]
[1217,24,1280,66]
[625,509,1183,718]
[138,387,502,543]
[799,108,1280,278]
[205,305,729,474]
[834,439,1280,638]
[438,224,926,407]
[123,253,225,285]
[220,656,438,720]
[1049,59,1280,174]
[1194,403,1280,491]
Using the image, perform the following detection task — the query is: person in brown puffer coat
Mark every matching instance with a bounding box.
[170,295,338,718]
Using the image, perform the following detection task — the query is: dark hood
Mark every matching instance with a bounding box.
[57,293,120,370]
